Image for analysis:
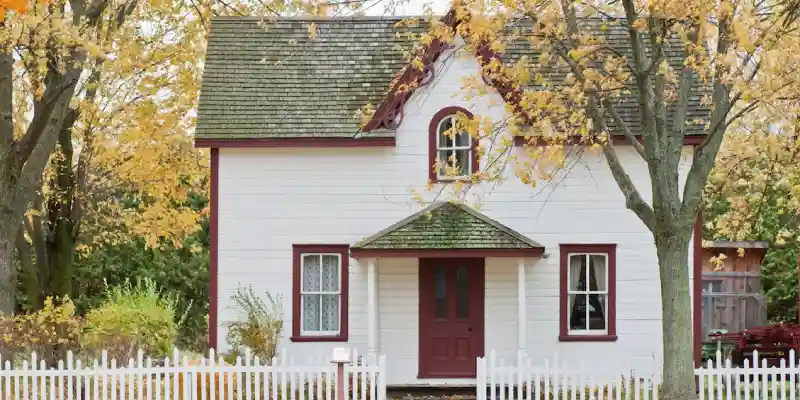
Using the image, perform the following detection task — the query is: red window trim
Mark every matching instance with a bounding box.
[428,106,480,183]
[559,243,617,342]
[291,244,350,342]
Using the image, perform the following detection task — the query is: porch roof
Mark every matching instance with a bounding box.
[350,202,544,258]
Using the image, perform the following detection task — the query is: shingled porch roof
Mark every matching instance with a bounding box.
[350,202,544,258]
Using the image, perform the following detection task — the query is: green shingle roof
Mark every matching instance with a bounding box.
[352,202,544,250]
[196,16,710,141]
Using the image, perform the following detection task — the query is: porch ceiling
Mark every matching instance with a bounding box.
[350,201,544,258]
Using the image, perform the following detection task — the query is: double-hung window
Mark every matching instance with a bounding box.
[559,244,617,341]
[292,245,349,341]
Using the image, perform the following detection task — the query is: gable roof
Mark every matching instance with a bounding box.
[195,14,710,146]
[350,201,544,254]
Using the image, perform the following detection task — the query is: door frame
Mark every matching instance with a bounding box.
[418,257,485,379]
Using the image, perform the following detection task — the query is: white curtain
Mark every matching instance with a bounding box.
[568,255,585,319]
[590,254,607,316]
[302,255,321,331]
[320,255,340,331]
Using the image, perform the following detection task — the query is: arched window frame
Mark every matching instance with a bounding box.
[428,107,480,182]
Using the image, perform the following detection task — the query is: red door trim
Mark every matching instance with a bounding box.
[418,258,485,379]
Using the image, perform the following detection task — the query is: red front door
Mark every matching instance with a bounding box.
[418,258,485,378]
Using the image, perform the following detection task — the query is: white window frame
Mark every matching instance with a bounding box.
[566,252,609,336]
[299,252,342,336]
[435,114,473,179]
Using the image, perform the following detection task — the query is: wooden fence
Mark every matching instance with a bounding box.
[701,272,767,341]
[0,348,386,400]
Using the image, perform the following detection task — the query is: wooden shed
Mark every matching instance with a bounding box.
[700,240,769,341]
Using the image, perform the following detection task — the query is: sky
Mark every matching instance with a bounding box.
[367,0,452,16]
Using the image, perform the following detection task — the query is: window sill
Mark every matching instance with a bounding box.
[558,334,618,342]
[290,335,348,343]
[430,177,474,184]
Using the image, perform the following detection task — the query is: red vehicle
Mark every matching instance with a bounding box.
[709,323,800,368]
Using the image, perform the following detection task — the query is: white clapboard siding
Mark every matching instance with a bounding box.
[478,349,800,400]
[0,348,386,400]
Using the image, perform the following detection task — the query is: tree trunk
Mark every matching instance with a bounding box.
[0,198,17,314]
[46,123,77,298]
[655,231,695,400]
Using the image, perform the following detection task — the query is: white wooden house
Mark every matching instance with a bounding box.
[194,11,707,387]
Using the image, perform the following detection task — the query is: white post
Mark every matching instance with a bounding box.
[517,258,527,353]
[367,258,379,356]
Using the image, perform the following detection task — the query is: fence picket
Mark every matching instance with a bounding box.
[791,350,797,400]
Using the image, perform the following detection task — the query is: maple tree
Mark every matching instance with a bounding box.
[402,0,800,398]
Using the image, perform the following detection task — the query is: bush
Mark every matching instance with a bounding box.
[0,296,83,367]
[82,278,179,361]
[72,234,209,351]
[225,286,283,362]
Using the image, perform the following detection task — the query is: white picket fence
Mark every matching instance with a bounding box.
[0,348,386,400]
[477,350,800,400]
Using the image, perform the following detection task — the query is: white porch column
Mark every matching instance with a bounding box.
[517,258,527,353]
[367,258,379,356]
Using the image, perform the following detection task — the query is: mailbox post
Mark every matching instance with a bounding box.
[331,347,352,400]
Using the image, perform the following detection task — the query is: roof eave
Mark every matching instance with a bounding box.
[350,247,545,258]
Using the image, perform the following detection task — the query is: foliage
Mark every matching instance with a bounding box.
[225,286,284,362]
[82,278,179,361]
[71,198,209,350]
[704,132,800,323]
[0,296,83,366]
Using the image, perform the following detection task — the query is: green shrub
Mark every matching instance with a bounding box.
[225,286,283,362]
[72,233,209,351]
[82,278,179,361]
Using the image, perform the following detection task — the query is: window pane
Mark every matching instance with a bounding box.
[437,150,450,176]
[456,149,470,176]
[321,294,340,331]
[438,117,454,148]
[568,255,586,291]
[589,255,607,291]
[302,294,321,331]
[435,267,446,318]
[321,255,339,292]
[568,294,586,330]
[455,129,471,147]
[302,255,321,292]
[456,266,469,318]
[588,294,607,330]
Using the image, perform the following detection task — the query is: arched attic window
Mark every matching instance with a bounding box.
[428,107,479,182]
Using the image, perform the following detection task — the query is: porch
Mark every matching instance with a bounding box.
[349,201,546,385]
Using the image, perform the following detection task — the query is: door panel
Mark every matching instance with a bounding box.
[419,258,485,378]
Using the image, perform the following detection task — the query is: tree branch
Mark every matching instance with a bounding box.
[602,98,646,158]
[620,0,660,159]
[602,138,655,230]
[680,12,734,226]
